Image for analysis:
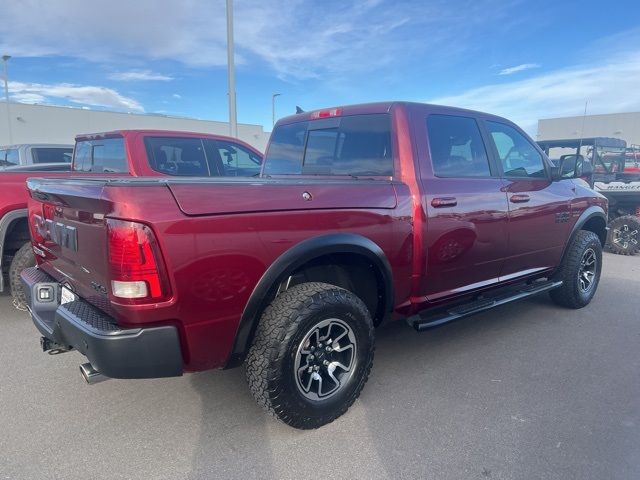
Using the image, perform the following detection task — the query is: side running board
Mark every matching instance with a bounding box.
[409,280,563,332]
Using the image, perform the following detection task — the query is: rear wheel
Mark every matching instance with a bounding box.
[607,215,640,255]
[9,242,36,310]
[245,282,375,429]
[550,230,602,309]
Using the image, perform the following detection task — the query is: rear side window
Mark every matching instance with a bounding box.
[486,121,546,178]
[146,137,209,176]
[426,115,491,177]
[264,114,393,176]
[31,147,73,164]
[73,138,128,173]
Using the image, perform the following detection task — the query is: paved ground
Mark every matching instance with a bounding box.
[1,252,639,480]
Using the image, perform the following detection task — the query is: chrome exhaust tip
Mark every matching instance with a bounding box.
[79,363,109,385]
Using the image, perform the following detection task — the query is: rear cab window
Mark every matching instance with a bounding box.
[264,114,393,177]
[73,137,128,173]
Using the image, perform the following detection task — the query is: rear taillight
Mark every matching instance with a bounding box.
[106,219,170,303]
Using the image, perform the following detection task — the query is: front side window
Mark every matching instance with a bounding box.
[486,121,546,178]
[264,114,393,176]
[215,140,262,176]
[426,114,491,177]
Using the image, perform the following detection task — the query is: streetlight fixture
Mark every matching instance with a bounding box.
[272,93,281,127]
[2,54,12,144]
[225,0,237,138]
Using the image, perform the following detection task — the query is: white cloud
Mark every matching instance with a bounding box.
[109,70,173,81]
[0,0,521,79]
[8,81,143,111]
[498,63,540,75]
[10,92,47,103]
[172,93,182,99]
[428,51,640,134]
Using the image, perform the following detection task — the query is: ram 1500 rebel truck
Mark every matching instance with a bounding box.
[22,102,608,429]
[1,129,262,308]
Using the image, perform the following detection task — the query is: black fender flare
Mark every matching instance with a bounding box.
[0,209,28,292]
[226,233,394,367]
[561,205,607,259]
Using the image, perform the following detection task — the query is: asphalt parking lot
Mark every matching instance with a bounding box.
[1,252,639,480]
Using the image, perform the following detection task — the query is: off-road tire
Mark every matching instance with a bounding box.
[607,215,640,255]
[245,282,375,429]
[9,242,36,310]
[550,230,602,309]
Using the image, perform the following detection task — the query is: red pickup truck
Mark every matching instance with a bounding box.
[0,130,262,307]
[22,102,607,429]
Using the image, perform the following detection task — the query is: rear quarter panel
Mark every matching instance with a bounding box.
[100,180,414,371]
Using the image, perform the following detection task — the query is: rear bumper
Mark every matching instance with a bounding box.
[20,267,183,379]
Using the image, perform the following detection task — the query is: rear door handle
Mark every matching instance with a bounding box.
[510,194,530,203]
[431,197,457,208]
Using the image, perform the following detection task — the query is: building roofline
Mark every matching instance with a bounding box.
[539,111,640,122]
[0,100,264,129]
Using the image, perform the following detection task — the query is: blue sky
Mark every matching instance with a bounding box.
[1,0,639,134]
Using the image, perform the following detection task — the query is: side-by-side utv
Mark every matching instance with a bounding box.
[539,137,640,255]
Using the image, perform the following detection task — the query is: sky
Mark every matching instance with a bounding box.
[1,0,639,135]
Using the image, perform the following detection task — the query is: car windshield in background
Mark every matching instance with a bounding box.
[73,137,128,173]
[32,147,73,164]
[264,114,393,177]
[145,137,262,177]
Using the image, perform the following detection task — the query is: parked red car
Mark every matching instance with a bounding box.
[22,103,607,429]
[0,129,262,307]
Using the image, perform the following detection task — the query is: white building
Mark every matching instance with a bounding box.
[0,102,270,152]
[537,112,640,146]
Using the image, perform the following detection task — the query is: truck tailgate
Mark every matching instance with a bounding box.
[26,178,179,316]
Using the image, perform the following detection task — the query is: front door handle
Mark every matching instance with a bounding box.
[510,194,530,203]
[431,197,458,208]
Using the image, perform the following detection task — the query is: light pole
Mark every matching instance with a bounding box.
[225,0,237,138]
[272,93,281,127]
[2,55,12,145]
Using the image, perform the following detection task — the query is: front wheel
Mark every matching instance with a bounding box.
[550,230,602,309]
[607,215,640,255]
[245,282,375,429]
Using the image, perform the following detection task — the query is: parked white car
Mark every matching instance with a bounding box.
[0,143,73,167]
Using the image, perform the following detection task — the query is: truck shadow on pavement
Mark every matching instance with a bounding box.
[187,265,636,479]
[187,295,562,479]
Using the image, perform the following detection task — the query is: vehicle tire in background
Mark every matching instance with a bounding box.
[10,242,36,310]
[607,215,640,255]
[245,282,375,429]
[550,230,602,309]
